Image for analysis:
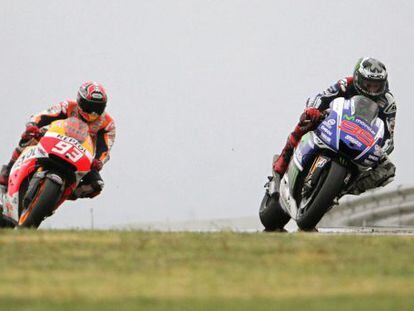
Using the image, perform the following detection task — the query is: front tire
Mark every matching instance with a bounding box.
[296,161,347,231]
[19,178,62,228]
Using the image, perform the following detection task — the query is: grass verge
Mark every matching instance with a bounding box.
[0,230,413,310]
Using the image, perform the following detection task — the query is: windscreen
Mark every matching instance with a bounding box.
[352,95,379,124]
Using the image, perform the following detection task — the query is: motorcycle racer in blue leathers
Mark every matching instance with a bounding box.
[272,57,396,196]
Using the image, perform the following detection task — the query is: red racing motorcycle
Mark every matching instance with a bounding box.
[0,117,95,228]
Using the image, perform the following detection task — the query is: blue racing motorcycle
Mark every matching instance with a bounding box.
[260,95,385,231]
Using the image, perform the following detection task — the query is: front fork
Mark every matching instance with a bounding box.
[302,155,354,203]
[21,169,66,219]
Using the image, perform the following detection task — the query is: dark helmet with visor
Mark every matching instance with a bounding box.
[353,57,388,97]
[77,81,107,122]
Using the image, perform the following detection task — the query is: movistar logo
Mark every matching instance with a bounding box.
[343,115,355,121]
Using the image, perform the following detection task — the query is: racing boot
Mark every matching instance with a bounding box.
[0,147,22,187]
[272,107,323,179]
[265,154,282,199]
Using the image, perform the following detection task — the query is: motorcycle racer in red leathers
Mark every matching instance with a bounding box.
[271,57,396,196]
[0,81,116,199]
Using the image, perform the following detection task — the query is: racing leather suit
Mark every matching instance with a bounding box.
[273,77,396,194]
[3,100,116,198]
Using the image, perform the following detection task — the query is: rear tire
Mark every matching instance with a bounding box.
[0,216,15,228]
[19,178,62,228]
[296,161,347,231]
[259,193,291,231]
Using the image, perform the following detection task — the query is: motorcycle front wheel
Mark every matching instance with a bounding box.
[296,160,347,231]
[19,177,62,228]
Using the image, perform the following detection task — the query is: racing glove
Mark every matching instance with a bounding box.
[21,123,41,141]
[299,107,323,131]
[91,159,103,171]
[302,107,322,123]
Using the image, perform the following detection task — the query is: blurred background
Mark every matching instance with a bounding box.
[0,0,412,228]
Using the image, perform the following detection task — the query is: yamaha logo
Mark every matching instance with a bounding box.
[327,119,336,126]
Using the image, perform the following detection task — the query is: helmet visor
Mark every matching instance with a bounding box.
[357,75,386,97]
[78,96,106,115]
[361,79,385,95]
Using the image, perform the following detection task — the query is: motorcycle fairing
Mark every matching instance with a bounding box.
[293,132,320,172]
[280,154,333,220]
[314,97,344,151]
[1,118,95,224]
[313,97,384,166]
[351,118,384,165]
[2,146,39,222]
[279,96,385,220]
[40,133,93,172]
[43,119,95,171]
[279,171,299,220]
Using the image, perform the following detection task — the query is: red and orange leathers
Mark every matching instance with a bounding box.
[29,100,115,165]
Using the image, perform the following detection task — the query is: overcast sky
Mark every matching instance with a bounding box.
[0,1,413,228]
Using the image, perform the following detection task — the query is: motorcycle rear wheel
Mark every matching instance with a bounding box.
[259,193,291,231]
[0,215,14,228]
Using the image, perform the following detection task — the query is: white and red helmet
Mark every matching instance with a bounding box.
[77,81,107,122]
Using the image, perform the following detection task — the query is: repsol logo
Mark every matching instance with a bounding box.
[56,135,86,152]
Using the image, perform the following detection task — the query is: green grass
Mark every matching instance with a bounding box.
[0,230,413,310]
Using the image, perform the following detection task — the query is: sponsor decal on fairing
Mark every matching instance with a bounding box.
[320,125,333,136]
[344,135,363,148]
